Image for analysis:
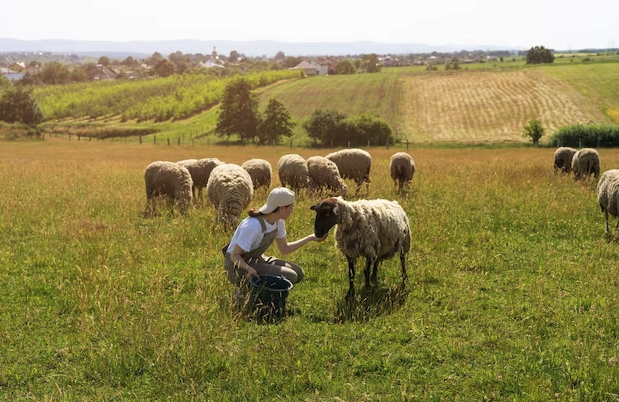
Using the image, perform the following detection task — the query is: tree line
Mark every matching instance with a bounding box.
[215,78,394,146]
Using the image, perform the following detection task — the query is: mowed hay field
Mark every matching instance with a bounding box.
[3,141,619,400]
[401,69,608,143]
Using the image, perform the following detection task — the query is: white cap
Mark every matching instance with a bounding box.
[259,187,296,214]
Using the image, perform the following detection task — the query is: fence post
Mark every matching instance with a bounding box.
[290,138,293,149]
[406,139,409,150]
[177,137,180,146]
[386,138,389,149]
[139,136,142,144]
[89,136,91,142]
[167,138,170,146]
[192,138,195,146]
[368,140,370,148]
[154,135,156,144]
[348,141,350,148]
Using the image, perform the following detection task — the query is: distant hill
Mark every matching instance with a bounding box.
[0,38,527,57]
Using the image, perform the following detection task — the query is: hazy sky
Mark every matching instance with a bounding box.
[1,0,617,50]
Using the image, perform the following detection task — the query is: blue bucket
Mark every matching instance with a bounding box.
[249,275,293,321]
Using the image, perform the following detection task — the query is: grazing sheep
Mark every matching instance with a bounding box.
[176,158,224,201]
[144,161,193,216]
[553,147,577,174]
[241,158,272,191]
[597,169,619,239]
[571,148,600,180]
[277,154,311,192]
[310,197,411,298]
[207,163,254,226]
[390,152,416,192]
[326,149,372,194]
[306,156,349,198]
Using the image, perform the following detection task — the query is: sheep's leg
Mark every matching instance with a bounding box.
[370,260,379,283]
[363,258,374,289]
[605,209,610,236]
[400,251,408,283]
[346,256,356,299]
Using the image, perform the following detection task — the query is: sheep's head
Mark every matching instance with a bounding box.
[310,197,340,238]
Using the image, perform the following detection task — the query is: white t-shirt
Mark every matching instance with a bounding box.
[226,216,286,254]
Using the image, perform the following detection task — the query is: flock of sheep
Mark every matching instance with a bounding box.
[554,146,619,239]
[144,148,417,296]
[143,145,619,296]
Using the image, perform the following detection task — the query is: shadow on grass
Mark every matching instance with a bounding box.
[332,283,410,323]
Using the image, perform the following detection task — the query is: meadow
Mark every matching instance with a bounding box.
[2,141,619,400]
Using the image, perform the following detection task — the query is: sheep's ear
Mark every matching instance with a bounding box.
[310,204,318,211]
[333,204,339,217]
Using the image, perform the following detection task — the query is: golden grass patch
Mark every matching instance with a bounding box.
[400,70,607,144]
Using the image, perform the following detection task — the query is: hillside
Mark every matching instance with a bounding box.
[17,57,619,146]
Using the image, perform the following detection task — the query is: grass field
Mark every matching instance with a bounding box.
[2,141,619,400]
[28,56,619,147]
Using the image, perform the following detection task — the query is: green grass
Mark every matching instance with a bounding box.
[2,142,619,400]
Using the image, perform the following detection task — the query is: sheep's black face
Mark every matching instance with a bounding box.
[310,198,339,238]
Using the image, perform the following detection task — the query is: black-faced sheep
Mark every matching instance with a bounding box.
[306,156,349,198]
[326,149,372,195]
[597,169,619,239]
[144,161,193,216]
[390,152,416,192]
[572,148,600,180]
[242,158,272,192]
[553,147,577,174]
[176,158,224,201]
[206,163,254,226]
[310,196,411,298]
[277,154,311,192]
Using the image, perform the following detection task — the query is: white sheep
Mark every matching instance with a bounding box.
[571,148,600,181]
[597,169,619,239]
[144,161,193,216]
[326,149,372,194]
[310,196,411,298]
[176,158,224,201]
[206,163,254,226]
[306,156,349,198]
[389,152,416,192]
[277,154,311,192]
[553,147,577,174]
[241,158,272,191]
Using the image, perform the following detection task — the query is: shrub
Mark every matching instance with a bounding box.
[549,124,619,147]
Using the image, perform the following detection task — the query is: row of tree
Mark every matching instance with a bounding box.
[214,78,394,146]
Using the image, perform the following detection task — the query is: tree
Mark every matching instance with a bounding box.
[0,74,10,90]
[98,56,110,66]
[362,54,380,73]
[257,98,296,144]
[522,118,545,146]
[122,56,137,67]
[302,109,347,145]
[215,78,260,142]
[229,50,240,63]
[146,52,164,66]
[0,87,44,125]
[154,59,175,77]
[335,60,355,75]
[525,46,555,64]
[282,56,303,68]
[40,61,71,85]
[274,51,286,61]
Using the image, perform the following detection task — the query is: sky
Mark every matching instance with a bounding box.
[1,0,617,50]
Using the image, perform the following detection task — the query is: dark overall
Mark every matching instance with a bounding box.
[223,216,304,285]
